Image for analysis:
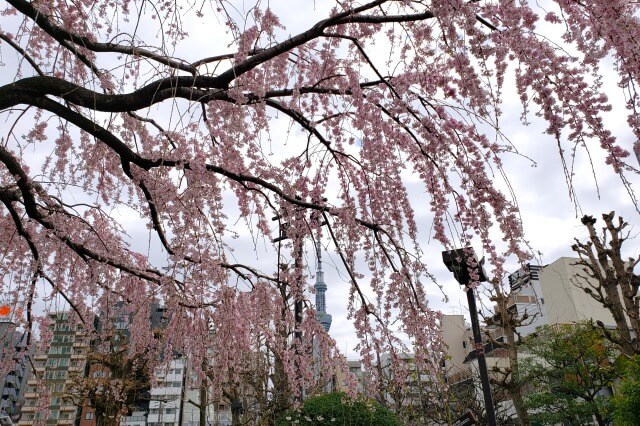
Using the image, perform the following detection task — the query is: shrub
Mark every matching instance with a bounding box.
[276,392,402,425]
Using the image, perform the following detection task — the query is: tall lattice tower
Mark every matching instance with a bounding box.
[314,241,332,332]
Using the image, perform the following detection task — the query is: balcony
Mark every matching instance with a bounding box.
[507,294,538,309]
[121,415,146,423]
[446,369,473,385]
[2,387,17,401]
[3,374,18,387]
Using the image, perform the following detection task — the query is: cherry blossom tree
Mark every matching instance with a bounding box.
[0,0,638,418]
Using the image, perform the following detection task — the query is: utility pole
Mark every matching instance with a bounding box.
[442,247,497,426]
[273,205,304,403]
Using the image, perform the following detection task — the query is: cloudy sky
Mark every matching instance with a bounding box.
[178,1,640,358]
[5,0,639,360]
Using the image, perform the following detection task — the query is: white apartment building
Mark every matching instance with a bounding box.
[508,257,617,336]
[146,357,218,426]
[147,358,186,426]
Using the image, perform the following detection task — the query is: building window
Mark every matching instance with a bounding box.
[85,412,95,420]
[93,370,108,378]
[463,341,467,349]
[165,408,176,414]
[48,345,71,354]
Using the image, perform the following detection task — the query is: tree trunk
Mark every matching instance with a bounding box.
[199,378,207,426]
[496,283,529,426]
[594,410,606,426]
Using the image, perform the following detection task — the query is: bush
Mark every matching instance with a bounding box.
[276,392,402,425]
[612,356,640,425]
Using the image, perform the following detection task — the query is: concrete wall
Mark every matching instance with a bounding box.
[441,315,472,378]
[540,257,616,327]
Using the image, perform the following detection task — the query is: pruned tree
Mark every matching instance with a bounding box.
[572,212,640,356]
[0,0,638,413]
[481,278,534,426]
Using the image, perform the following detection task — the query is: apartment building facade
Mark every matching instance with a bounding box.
[0,318,30,422]
[508,257,617,335]
[18,312,91,426]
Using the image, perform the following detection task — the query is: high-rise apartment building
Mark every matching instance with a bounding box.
[0,317,30,423]
[147,358,186,426]
[18,312,92,426]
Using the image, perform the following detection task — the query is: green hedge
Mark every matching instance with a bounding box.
[276,392,402,425]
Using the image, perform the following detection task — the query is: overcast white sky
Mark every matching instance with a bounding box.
[181,1,640,359]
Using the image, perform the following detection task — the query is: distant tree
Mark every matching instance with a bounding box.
[520,323,618,426]
[610,355,640,426]
[572,212,640,356]
[276,392,401,426]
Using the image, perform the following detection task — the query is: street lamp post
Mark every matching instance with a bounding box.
[442,247,497,426]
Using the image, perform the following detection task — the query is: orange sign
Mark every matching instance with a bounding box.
[0,305,10,316]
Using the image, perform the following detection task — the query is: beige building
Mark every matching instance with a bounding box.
[440,257,624,422]
[440,314,472,384]
[508,257,617,336]
[537,257,616,327]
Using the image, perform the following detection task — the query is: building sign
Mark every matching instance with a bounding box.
[452,411,477,426]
